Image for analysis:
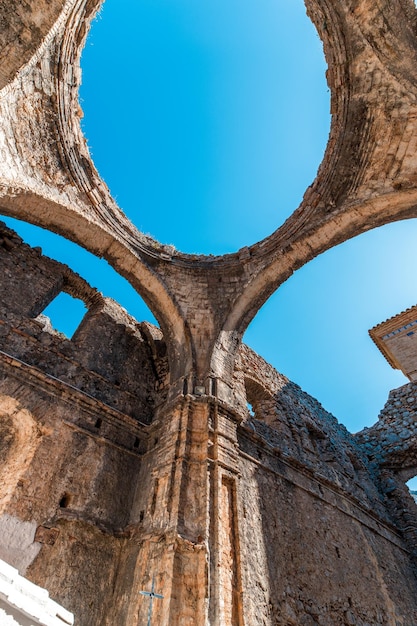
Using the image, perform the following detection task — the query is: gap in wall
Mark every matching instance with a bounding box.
[40,292,87,339]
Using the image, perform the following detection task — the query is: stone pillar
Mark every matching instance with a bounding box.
[124,394,211,625]
[208,402,244,626]
[121,392,245,625]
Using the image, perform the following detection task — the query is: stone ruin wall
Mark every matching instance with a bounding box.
[4,0,417,622]
[1,221,417,624]
[236,357,417,625]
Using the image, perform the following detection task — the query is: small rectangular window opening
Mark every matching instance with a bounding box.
[40,292,87,339]
[59,493,71,508]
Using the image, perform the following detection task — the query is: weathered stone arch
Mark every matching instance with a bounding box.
[3,0,417,386]
[4,2,417,623]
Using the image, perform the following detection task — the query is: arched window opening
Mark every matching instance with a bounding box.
[80,0,329,255]
[244,378,275,423]
[37,292,87,339]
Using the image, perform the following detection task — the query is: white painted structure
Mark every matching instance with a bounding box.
[0,559,73,626]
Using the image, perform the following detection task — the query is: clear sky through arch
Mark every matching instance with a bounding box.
[2,0,417,440]
[244,220,417,433]
[78,0,417,432]
[79,0,330,254]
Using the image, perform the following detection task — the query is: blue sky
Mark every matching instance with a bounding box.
[3,0,417,437]
[78,0,328,253]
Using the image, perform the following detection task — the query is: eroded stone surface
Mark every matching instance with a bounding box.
[0,224,417,623]
[2,1,417,624]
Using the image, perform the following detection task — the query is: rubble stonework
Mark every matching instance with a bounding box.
[0,222,417,624]
[3,0,417,624]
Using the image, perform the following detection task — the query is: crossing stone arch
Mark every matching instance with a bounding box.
[4,2,417,624]
[2,0,417,384]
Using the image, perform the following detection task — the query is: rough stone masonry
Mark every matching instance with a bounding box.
[2,0,417,624]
